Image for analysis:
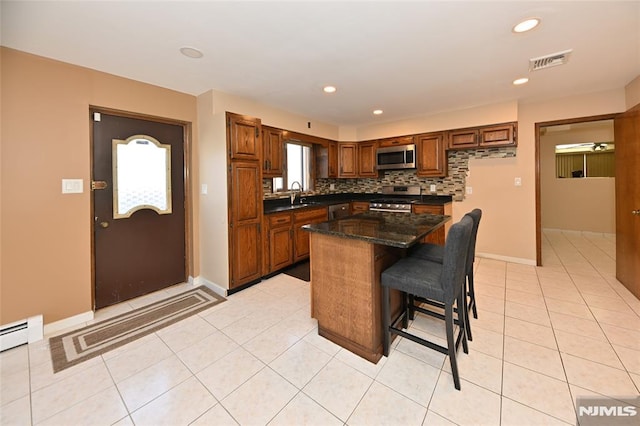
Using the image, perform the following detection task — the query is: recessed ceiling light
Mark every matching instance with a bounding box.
[513,77,529,85]
[180,47,203,59]
[373,109,383,115]
[513,18,540,33]
[323,86,337,93]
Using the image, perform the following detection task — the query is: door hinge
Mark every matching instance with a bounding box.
[229,222,233,228]
[228,164,232,172]
[255,127,260,138]
[227,117,231,126]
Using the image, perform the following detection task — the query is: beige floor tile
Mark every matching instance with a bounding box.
[0,345,29,375]
[600,323,640,351]
[130,377,217,426]
[548,311,607,341]
[190,403,239,426]
[613,345,640,375]
[506,279,543,296]
[347,381,427,426]
[38,386,128,426]
[544,297,594,320]
[221,312,282,345]
[201,303,251,330]
[0,367,29,406]
[335,347,388,379]
[376,349,440,406]
[504,316,557,350]
[581,292,630,312]
[268,392,342,426]
[197,347,264,400]
[467,325,504,359]
[501,397,573,425]
[502,362,576,424]
[561,353,638,397]
[473,308,505,334]
[506,288,546,309]
[474,282,506,300]
[423,410,457,425]
[393,327,448,370]
[590,307,640,331]
[116,355,192,412]
[504,336,566,380]
[302,358,373,422]
[302,329,343,357]
[554,329,623,369]
[177,330,239,373]
[243,323,301,364]
[429,372,501,425]
[29,351,103,392]
[221,368,298,425]
[0,395,31,426]
[474,293,505,316]
[269,340,331,389]
[505,301,550,327]
[156,314,218,353]
[442,347,503,393]
[272,307,317,339]
[105,335,173,383]
[31,362,114,424]
[541,287,585,304]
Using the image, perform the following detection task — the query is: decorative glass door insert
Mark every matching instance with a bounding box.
[112,135,172,219]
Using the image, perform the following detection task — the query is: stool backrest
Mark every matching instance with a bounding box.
[441,215,473,303]
[464,209,482,274]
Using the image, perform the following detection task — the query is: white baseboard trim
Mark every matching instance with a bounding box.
[193,276,228,297]
[542,228,615,238]
[477,252,537,266]
[43,311,94,338]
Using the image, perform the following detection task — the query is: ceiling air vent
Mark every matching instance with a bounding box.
[529,49,573,71]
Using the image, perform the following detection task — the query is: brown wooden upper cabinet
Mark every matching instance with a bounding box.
[415,132,447,177]
[328,141,338,178]
[339,142,358,177]
[358,141,378,177]
[378,135,413,147]
[228,112,261,160]
[262,126,283,177]
[447,122,517,150]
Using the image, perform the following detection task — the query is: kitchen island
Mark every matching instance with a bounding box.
[303,211,450,363]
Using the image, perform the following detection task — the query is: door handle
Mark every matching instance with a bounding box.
[633,210,640,216]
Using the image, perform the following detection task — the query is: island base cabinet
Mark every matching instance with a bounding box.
[309,233,402,363]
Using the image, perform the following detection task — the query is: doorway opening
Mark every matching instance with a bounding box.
[535,114,618,266]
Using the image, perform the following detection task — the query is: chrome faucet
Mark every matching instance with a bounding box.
[290,181,303,204]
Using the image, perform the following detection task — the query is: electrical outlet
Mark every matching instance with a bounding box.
[201,184,208,194]
[514,177,522,187]
[430,184,436,192]
[466,186,473,195]
[330,183,335,190]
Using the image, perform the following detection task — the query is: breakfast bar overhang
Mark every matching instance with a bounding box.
[303,211,450,363]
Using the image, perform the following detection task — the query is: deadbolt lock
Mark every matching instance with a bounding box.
[91,181,108,191]
[99,221,110,228]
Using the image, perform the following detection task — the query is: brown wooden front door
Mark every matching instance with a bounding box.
[91,110,186,309]
[614,105,640,299]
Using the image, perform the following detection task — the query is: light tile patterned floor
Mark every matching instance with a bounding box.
[1,230,639,425]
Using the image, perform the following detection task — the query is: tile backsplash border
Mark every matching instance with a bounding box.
[263,146,516,202]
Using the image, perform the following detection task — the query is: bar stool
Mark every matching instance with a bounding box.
[408,209,482,340]
[381,215,473,390]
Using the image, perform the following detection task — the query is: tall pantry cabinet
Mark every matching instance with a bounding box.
[226,112,263,290]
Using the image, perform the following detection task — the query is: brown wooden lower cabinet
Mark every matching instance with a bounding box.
[350,201,370,213]
[264,206,328,274]
[412,203,452,245]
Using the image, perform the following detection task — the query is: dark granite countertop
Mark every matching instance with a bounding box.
[264,193,452,214]
[302,211,451,248]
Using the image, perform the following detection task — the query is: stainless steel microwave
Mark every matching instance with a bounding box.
[376,144,416,170]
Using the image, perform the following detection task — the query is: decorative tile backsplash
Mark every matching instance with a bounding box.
[264,146,516,201]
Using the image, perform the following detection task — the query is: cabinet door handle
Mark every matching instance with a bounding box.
[633,210,640,216]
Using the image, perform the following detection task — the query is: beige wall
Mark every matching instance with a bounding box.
[540,124,615,233]
[1,48,198,325]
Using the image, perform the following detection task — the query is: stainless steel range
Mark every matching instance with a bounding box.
[369,185,421,213]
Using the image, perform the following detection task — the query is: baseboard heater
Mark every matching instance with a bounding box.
[0,315,43,352]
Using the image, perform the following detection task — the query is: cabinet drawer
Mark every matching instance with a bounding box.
[293,207,328,223]
[351,201,370,212]
[412,204,444,215]
[268,213,292,227]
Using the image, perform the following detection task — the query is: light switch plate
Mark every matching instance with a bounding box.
[62,179,83,194]
[466,186,473,195]
[514,177,522,186]
[201,184,208,194]
[430,184,437,192]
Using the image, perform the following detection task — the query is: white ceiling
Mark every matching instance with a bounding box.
[2,1,639,127]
